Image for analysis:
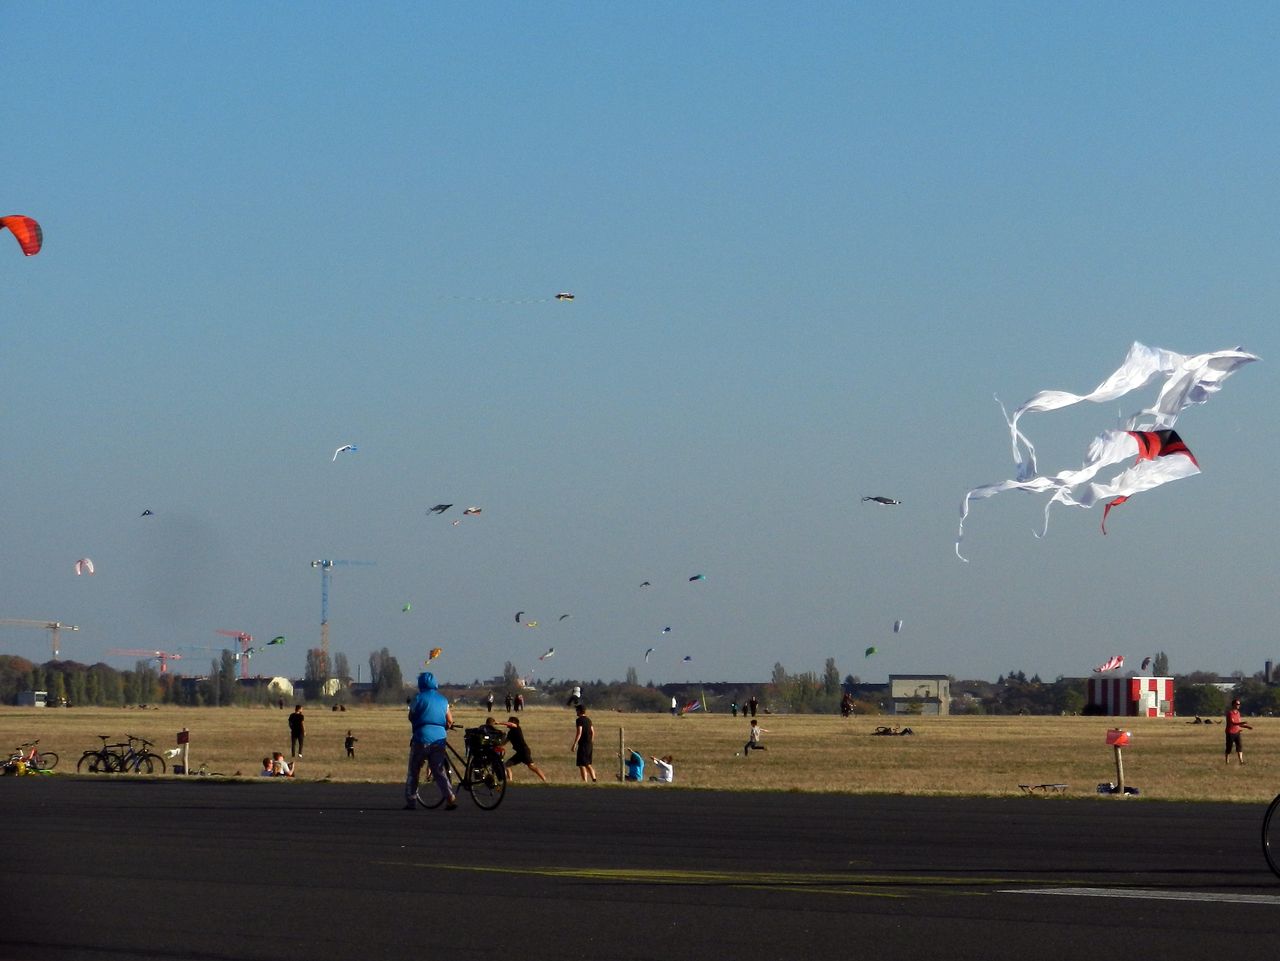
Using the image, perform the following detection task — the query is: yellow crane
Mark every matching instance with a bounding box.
[0,619,80,659]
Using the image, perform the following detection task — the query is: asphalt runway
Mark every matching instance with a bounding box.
[3,778,1277,961]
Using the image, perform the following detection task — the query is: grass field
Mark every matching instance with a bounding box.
[2,705,1275,802]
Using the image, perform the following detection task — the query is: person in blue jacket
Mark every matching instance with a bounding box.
[405,671,456,810]
[624,749,644,781]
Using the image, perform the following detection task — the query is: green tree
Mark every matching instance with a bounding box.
[368,648,404,704]
[1152,651,1170,676]
[823,657,841,696]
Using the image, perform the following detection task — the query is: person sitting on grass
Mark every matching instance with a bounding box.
[624,750,644,781]
[649,754,674,783]
[259,757,274,777]
[271,752,294,777]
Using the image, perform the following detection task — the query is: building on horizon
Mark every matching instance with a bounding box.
[888,675,951,716]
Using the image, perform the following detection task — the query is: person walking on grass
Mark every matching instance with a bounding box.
[742,718,768,756]
[570,703,596,782]
[345,730,357,758]
[1225,698,1251,764]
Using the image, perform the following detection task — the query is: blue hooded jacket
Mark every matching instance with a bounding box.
[408,671,450,745]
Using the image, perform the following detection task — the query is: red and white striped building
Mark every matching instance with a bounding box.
[1087,676,1174,717]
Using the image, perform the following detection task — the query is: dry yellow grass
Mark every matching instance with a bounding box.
[2,706,1275,802]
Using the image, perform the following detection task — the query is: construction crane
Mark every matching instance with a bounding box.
[0,619,80,659]
[309,559,374,671]
[216,630,255,679]
[107,648,183,674]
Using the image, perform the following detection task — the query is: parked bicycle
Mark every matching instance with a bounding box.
[413,723,507,811]
[76,734,166,774]
[5,739,57,774]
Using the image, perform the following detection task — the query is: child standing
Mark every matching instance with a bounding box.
[742,719,768,756]
[344,730,357,758]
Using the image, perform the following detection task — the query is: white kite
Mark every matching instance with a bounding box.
[538,647,555,661]
[332,444,358,461]
[74,557,95,576]
[1094,654,1125,673]
[957,342,1258,560]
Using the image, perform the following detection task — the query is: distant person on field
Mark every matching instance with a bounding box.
[570,704,596,782]
[486,692,495,712]
[649,754,674,783]
[345,730,357,758]
[748,695,758,718]
[289,704,305,757]
[505,692,513,713]
[1225,698,1251,764]
[743,719,768,756]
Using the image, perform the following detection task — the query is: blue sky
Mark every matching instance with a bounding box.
[2,4,1277,686]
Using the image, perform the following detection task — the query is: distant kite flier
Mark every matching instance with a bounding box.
[862,496,901,506]
[957,342,1258,560]
[1093,654,1125,673]
[268,636,285,645]
[140,509,154,516]
[555,292,575,301]
[332,444,357,461]
[893,619,903,634]
[74,557,95,576]
[864,646,877,658]
[0,215,42,256]
[539,647,555,661]
[644,647,655,662]
[688,574,705,582]
[428,504,453,514]
[427,647,442,662]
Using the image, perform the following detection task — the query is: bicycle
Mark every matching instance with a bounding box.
[1263,793,1280,879]
[112,735,167,774]
[6,740,57,774]
[413,724,508,811]
[77,734,119,773]
[76,734,166,774]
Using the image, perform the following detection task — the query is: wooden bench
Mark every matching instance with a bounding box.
[1018,783,1068,795]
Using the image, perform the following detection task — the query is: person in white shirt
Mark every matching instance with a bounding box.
[649,754,674,783]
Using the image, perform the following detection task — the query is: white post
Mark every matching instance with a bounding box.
[618,726,625,782]
[178,727,190,775]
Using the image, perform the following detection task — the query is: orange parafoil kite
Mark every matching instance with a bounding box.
[0,216,42,256]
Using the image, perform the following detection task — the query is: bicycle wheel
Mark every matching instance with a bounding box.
[141,753,166,774]
[466,754,507,811]
[77,751,110,773]
[34,752,57,771]
[1263,793,1280,879]
[414,760,458,809]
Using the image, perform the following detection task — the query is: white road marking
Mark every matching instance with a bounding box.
[1004,887,1280,906]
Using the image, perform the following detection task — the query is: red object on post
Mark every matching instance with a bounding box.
[176,729,190,745]
[1105,729,1130,746]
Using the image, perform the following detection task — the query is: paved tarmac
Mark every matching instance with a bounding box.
[2,778,1277,961]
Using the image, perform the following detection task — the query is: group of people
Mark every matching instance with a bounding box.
[483,691,527,713]
[259,752,294,777]
[729,695,760,718]
[624,750,674,783]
